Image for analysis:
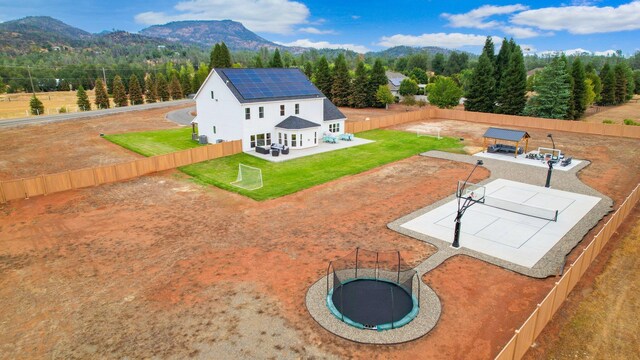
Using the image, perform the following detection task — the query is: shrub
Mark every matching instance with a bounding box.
[58,106,68,113]
[416,99,428,107]
[602,119,615,124]
[623,119,640,126]
[401,95,416,106]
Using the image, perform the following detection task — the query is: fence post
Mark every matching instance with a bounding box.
[92,167,98,186]
[0,181,6,203]
[22,179,28,199]
[67,170,74,189]
[41,174,48,195]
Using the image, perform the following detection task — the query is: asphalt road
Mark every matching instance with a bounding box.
[0,99,194,129]
[165,106,196,126]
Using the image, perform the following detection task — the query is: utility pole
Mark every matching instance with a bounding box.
[27,65,36,95]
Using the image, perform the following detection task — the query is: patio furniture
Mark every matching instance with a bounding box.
[561,157,572,167]
[323,135,337,144]
[281,146,289,155]
[339,133,354,141]
[271,143,285,151]
[256,146,270,155]
[271,149,280,157]
[487,143,524,155]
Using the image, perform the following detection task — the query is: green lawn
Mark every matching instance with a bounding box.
[104,127,201,156]
[181,129,462,200]
[105,127,462,201]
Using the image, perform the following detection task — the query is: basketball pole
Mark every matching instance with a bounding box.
[453,160,484,249]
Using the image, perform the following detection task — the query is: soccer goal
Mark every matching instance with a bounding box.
[231,164,263,190]
[416,127,442,140]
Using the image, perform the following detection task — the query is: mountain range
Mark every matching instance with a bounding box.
[0,16,454,57]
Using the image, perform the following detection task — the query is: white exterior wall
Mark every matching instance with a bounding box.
[195,71,243,144]
[196,71,346,151]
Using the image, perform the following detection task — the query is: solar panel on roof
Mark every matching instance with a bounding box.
[221,68,322,100]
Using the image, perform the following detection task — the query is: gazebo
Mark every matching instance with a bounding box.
[483,127,530,158]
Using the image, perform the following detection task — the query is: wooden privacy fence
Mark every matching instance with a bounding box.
[344,107,640,139]
[0,140,242,203]
[495,183,640,360]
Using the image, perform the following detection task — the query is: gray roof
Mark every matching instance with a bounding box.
[323,98,346,121]
[483,127,531,142]
[216,68,324,104]
[275,116,321,130]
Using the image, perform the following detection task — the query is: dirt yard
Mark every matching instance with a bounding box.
[0,103,191,180]
[582,95,640,124]
[340,104,425,121]
[0,90,102,119]
[523,208,640,360]
[1,108,639,359]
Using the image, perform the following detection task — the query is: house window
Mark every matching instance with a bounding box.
[213,126,216,134]
[329,123,340,133]
[283,133,288,146]
[295,104,299,114]
[251,133,272,148]
[314,132,317,144]
[291,134,297,148]
[278,132,282,144]
[210,91,214,99]
[259,106,264,118]
[299,134,302,147]
[245,108,251,120]
[280,105,285,116]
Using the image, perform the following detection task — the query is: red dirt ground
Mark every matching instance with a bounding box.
[1,108,639,359]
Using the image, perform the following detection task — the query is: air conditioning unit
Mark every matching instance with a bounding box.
[191,133,198,141]
[198,135,208,144]
[215,139,224,144]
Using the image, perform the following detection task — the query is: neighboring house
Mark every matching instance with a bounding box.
[386,70,407,97]
[194,68,346,152]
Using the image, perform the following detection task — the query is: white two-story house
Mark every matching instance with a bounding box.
[194,68,346,152]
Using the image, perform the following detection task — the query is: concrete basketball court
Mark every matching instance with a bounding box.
[400,179,602,268]
[473,152,582,171]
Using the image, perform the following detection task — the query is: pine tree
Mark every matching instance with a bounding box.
[314,56,333,98]
[169,75,184,100]
[586,70,602,103]
[560,55,575,120]
[127,75,143,105]
[350,61,369,108]
[464,52,496,113]
[494,38,512,87]
[112,75,128,107]
[156,73,170,101]
[29,95,44,115]
[209,44,221,69]
[254,55,264,68]
[76,85,91,111]
[613,62,628,104]
[179,65,192,96]
[303,62,313,79]
[94,78,110,109]
[482,36,495,64]
[270,49,283,68]
[497,45,527,115]
[331,54,351,107]
[432,53,446,75]
[524,57,571,119]
[144,74,157,104]
[570,57,587,119]
[219,42,232,67]
[368,59,388,107]
[599,63,616,105]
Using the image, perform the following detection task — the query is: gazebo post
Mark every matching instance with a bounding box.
[483,137,487,152]
[514,140,519,158]
[525,138,529,154]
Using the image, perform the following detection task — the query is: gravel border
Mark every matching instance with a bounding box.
[305,150,612,344]
[305,274,441,344]
[388,151,613,278]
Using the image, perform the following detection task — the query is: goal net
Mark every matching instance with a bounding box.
[231,164,263,190]
[416,127,442,140]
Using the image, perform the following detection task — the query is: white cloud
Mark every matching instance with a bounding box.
[276,39,370,53]
[536,48,618,56]
[134,0,310,34]
[351,15,361,20]
[511,1,640,34]
[500,26,542,39]
[442,4,529,29]
[377,33,499,49]
[298,27,337,35]
[594,49,618,56]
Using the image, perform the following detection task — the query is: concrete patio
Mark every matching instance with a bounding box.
[245,136,374,162]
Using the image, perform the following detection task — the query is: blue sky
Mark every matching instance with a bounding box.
[2,0,640,55]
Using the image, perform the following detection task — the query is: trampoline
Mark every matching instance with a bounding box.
[326,248,420,331]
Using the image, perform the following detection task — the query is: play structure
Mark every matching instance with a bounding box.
[325,248,420,331]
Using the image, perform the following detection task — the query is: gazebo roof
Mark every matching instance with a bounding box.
[483,127,531,142]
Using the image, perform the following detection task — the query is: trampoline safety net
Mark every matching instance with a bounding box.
[326,248,419,329]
